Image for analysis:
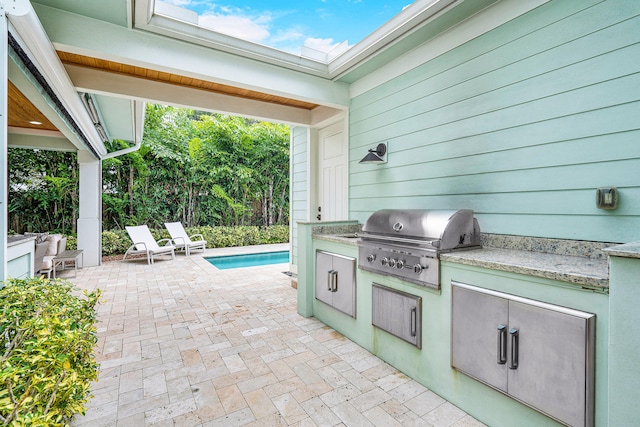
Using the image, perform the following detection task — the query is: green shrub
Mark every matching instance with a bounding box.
[100,225,290,256]
[65,235,77,250]
[0,277,101,426]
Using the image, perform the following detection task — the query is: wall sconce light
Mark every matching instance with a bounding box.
[359,143,387,164]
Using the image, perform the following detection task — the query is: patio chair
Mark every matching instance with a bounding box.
[164,222,207,256]
[123,225,176,264]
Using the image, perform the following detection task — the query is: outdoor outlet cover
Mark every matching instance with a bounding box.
[596,187,618,210]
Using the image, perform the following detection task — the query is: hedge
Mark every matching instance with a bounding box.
[100,225,289,256]
[0,277,101,425]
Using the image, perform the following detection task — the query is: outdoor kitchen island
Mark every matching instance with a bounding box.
[296,220,614,427]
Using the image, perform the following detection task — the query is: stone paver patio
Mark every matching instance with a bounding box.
[68,243,486,426]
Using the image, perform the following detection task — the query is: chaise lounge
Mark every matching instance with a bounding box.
[164,222,207,256]
[123,225,176,264]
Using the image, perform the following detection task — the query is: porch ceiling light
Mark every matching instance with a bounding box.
[359,143,387,164]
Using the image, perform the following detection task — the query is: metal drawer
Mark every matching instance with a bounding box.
[372,283,422,348]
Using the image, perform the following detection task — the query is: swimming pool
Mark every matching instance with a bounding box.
[205,250,290,269]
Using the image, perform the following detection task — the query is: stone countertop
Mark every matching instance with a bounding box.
[441,247,609,290]
[605,241,640,259]
[312,227,611,290]
[7,235,35,247]
[313,233,360,245]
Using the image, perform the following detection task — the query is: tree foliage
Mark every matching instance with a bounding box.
[8,150,78,234]
[8,105,290,233]
[102,105,290,229]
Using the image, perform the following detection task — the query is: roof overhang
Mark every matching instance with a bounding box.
[8,0,537,150]
[6,0,144,159]
[133,0,499,83]
[34,2,349,126]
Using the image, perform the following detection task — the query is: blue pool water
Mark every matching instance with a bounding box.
[205,250,290,269]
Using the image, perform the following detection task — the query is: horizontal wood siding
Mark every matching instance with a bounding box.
[349,0,640,243]
[291,126,308,267]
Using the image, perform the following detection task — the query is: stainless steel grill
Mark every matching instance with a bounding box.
[358,209,481,289]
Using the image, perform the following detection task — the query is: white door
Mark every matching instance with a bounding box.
[317,122,347,221]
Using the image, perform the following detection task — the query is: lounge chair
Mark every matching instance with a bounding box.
[164,222,207,256]
[124,225,176,264]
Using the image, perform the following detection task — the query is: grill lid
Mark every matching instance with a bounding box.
[360,209,481,251]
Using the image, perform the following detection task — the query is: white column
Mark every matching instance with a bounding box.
[77,150,101,267]
[0,7,8,281]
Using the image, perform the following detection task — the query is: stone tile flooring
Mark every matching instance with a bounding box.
[69,244,486,426]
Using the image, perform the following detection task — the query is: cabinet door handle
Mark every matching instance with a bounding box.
[509,327,519,370]
[327,270,335,291]
[328,270,338,292]
[410,307,417,337]
[497,324,507,365]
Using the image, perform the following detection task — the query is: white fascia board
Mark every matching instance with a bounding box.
[35,3,350,110]
[8,128,76,152]
[7,6,107,157]
[350,0,550,98]
[143,14,328,77]
[7,59,91,152]
[328,0,456,78]
[141,0,328,77]
[64,64,341,126]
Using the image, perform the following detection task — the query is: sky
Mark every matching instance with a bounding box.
[160,0,414,55]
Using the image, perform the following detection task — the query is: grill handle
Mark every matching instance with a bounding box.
[360,233,440,248]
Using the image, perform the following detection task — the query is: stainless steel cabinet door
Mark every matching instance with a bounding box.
[372,284,422,348]
[315,251,334,307]
[508,301,593,427]
[315,251,356,318]
[451,284,509,393]
[451,282,595,427]
[331,254,357,317]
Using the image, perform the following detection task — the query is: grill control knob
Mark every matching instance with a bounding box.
[367,254,376,263]
[388,258,397,268]
[396,260,405,269]
[381,257,389,267]
[413,264,423,274]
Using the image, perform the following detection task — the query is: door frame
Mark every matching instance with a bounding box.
[310,115,349,222]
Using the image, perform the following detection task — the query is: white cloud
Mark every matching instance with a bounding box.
[198,12,271,43]
[270,27,304,44]
[303,37,340,53]
[165,2,347,56]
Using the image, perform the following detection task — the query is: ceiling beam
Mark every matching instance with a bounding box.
[8,128,76,151]
[34,3,350,111]
[64,64,342,126]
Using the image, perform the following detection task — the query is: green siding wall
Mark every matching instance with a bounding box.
[349,0,640,243]
[291,126,309,268]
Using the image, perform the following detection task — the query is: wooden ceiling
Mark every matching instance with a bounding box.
[57,51,320,111]
[7,52,319,134]
[8,81,58,131]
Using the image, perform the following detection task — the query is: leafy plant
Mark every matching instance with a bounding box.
[100,225,290,256]
[0,278,101,426]
[9,107,290,234]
